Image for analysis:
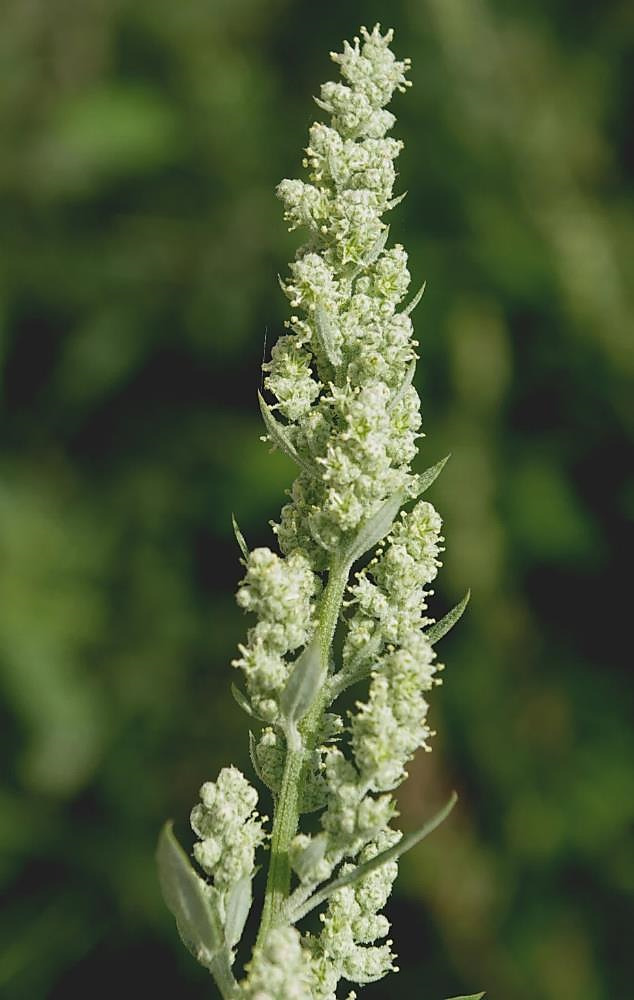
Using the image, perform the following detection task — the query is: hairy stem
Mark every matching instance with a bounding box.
[256,557,350,946]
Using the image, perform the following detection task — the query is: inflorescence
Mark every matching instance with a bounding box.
[158,25,468,1000]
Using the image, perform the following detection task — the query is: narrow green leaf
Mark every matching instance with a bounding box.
[231,513,249,560]
[388,360,416,414]
[363,225,390,267]
[314,305,342,368]
[426,590,471,645]
[418,454,450,495]
[342,488,407,566]
[258,391,312,474]
[280,635,325,747]
[387,190,407,210]
[224,874,253,950]
[446,993,485,999]
[230,683,258,719]
[329,632,382,700]
[156,822,223,962]
[291,792,458,922]
[314,96,332,112]
[403,280,426,316]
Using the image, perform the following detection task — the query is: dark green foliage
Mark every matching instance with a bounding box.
[0,1,631,998]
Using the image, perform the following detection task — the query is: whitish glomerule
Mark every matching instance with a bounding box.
[190,767,267,908]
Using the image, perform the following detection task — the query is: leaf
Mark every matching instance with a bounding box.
[426,591,471,645]
[156,822,223,963]
[231,513,248,560]
[342,489,407,566]
[231,683,258,719]
[291,832,328,882]
[314,305,342,368]
[403,280,426,316]
[388,360,416,414]
[417,454,450,495]
[249,729,327,811]
[224,874,253,950]
[362,225,390,268]
[248,730,269,789]
[314,96,332,112]
[445,994,485,999]
[329,632,382,699]
[290,792,458,922]
[258,391,312,474]
[387,190,407,210]
[280,635,325,748]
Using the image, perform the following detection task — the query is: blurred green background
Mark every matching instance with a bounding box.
[1,1,632,997]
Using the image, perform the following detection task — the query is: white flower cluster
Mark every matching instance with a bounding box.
[241,927,315,1000]
[262,26,440,994]
[265,25,420,567]
[233,547,321,721]
[284,501,444,981]
[160,26,461,1000]
[243,828,400,1000]
[307,830,400,997]
[190,766,266,895]
[343,500,444,680]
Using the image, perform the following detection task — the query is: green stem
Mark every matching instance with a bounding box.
[256,557,350,947]
[209,950,240,1000]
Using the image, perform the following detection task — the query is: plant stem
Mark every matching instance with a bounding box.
[256,557,350,947]
[210,950,240,1000]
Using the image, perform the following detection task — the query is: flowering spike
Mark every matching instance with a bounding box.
[160,24,471,1000]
